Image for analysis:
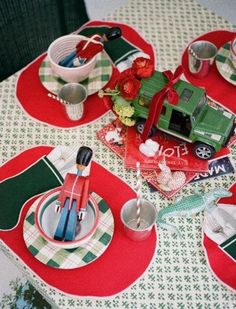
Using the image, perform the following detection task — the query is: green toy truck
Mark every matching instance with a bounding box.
[133,71,235,160]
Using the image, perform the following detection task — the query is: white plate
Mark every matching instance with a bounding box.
[215,42,236,86]
[39,51,113,96]
[23,191,114,269]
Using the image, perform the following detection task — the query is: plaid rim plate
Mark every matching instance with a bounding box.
[23,192,114,269]
[215,42,236,86]
[39,51,113,96]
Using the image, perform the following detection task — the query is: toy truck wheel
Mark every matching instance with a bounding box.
[135,119,157,137]
[193,143,215,160]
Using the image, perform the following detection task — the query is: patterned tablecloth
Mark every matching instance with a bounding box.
[0,0,236,308]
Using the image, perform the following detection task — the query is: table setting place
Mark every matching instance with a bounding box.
[0,11,236,309]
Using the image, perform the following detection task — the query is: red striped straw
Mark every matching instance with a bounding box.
[47,93,69,105]
[136,162,141,228]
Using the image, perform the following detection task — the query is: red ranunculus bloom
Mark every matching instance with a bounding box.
[132,57,154,79]
[118,68,135,80]
[118,75,141,100]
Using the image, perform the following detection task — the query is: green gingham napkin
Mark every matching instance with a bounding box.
[215,42,236,86]
[23,192,114,269]
[39,51,112,96]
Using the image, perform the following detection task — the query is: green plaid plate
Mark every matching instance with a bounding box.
[215,42,236,86]
[23,192,114,269]
[39,51,113,96]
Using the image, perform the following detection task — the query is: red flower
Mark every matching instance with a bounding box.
[118,68,135,80]
[132,57,154,79]
[118,74,141,100]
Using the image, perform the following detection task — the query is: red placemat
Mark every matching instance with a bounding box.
[202,182,236,292]
[181,30,236,114]
[0,146,157,297]
[16,20,155,128]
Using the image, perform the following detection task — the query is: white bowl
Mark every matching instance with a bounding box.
[47,34,97,83]
[35,187,99,249]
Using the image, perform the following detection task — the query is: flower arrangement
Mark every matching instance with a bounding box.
[98,57,154,126]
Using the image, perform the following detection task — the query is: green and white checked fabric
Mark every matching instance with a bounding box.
[23,192,114,269]
[215,42,236,86]
[2,0,236,307]
[39,51,113,96]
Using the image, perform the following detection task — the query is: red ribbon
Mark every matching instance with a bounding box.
[141,65,184,141]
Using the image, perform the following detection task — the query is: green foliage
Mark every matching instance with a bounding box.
[0,278,51,309]
[112,95,135,126]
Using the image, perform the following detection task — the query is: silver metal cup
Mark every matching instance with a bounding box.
[120,199,157,241]
[58,83,87,121]
[188,40,218,78]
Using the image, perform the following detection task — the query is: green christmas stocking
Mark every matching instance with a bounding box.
[79,26,148,71]
[0,156,63,230]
